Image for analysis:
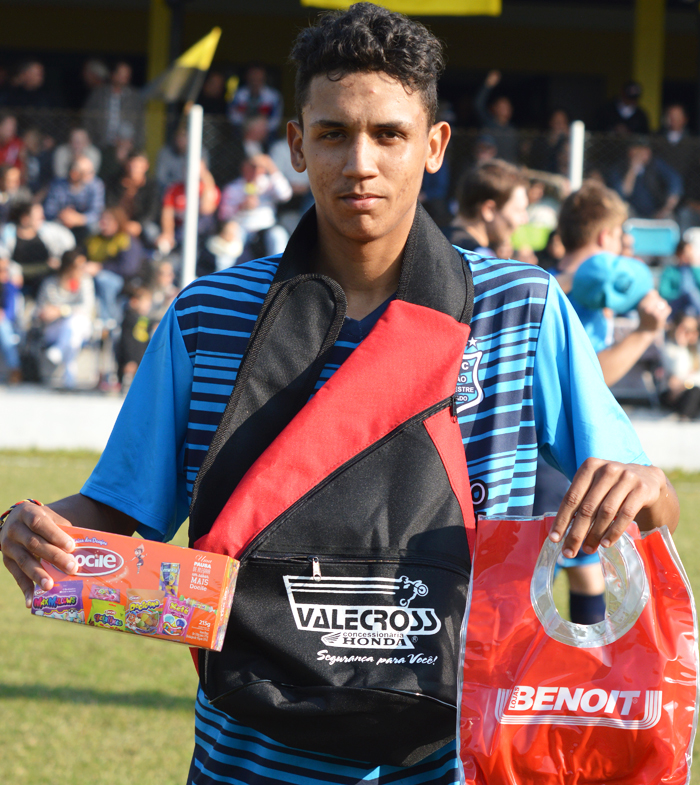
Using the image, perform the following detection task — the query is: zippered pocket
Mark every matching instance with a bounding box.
[202,550,470,767]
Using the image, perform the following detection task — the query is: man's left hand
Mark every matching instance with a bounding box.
[549,458,676,557]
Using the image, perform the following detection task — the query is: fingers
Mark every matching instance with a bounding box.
[2,552,35,608]
[549,460,661,558]
[1,502,77,598]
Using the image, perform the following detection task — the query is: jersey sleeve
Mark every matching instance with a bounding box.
[532,275,649,481]
[80,303,194,542]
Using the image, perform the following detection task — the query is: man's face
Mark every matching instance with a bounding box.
[0,116,16,142]
[600,224,624,255]
[666,106,687,133]
[112,64,131,88]
[485,185,529,248]
[491,97,512,126]
[246,67,266,93]
[288,71,449,247]
[70,158,95,184]
[22,63,44,90]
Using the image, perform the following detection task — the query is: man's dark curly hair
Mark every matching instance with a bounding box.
[289,3,445,125]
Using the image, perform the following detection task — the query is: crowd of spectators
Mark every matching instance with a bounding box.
[1,54,700,413]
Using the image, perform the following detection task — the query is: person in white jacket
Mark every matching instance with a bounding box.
[218,153,292,261]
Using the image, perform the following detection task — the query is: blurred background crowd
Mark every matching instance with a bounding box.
[0,53,699,416]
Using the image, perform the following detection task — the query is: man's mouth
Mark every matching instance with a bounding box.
[340,193,383,209]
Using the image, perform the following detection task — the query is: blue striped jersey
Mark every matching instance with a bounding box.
[83,251,647,785]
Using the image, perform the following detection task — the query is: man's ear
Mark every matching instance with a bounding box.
[480,199,497,224]
[425,121,451,174]
[288,120,306,173]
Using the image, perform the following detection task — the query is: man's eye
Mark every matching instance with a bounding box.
[321,131,343,140]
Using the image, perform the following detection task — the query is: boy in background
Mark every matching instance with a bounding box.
[534,181,670,623]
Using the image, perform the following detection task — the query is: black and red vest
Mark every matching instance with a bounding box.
[188,204,476,767]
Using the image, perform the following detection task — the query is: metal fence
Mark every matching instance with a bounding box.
[4,106,700,227]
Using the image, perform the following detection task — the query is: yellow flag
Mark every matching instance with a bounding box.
[300,0,500,14]
[143,28,223,103]
[177,27,222,70]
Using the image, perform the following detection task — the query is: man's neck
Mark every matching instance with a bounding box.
[557,243,603,274]
[314,212,415,320]
[555,242,603,293]
[454,216,489,249]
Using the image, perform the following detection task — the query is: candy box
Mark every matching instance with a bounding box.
[32,525,239,651]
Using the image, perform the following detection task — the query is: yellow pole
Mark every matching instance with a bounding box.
[632,0,666,131]
[146,0,171,166]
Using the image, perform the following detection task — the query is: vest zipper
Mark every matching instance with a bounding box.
[251,552,470,579]
[240,396,455,560]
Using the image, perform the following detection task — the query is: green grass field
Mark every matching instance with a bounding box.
[1,450,698,784]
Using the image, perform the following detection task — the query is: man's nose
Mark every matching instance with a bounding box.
[343,135,379,178]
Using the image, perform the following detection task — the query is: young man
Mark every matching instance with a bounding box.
[442,159,529,257]
[1,5,678,784]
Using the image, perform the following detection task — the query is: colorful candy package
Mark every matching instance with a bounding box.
[89,585,120,602]
[125,589,164,635]
[159,563,180,595]
[32,525,239,650]
[32,580,84,623]
[88,599,126,631]
[159,596,194,637]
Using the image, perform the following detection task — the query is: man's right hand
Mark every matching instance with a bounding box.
[1,502,78,608]
[637,290,671,332]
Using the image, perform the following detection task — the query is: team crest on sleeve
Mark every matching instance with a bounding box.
[455,337,484,412]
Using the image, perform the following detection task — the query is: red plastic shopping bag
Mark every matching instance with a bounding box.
[460,516,698,785]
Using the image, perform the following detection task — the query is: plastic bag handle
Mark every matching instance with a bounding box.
[530,528,650,648]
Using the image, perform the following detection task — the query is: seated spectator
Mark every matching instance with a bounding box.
[35,248,95,389]
[2,60,57,109]
[99,122,136,188]
[0,165,31,225]
[85,206,145,324]
[198,71,228,115]
[528,108,569,175]
[471,133,498,165]
[241,115,271,158]
[596,81,649,136]
[52,127,102,180]
[659,310,700,420]
[3,201,76,285]
[155,126,210,194]
[474,70,519,163]
[106,150,160,243]
[148,259,178,323]
[227,64,283,142]
[21,127,54,197]
[83,61,142,148]
[157,159,220,254]
[115,284,153,389]
[441,159,529,256]
[658,239,700,315]
[0,114,23,170]
[608,138,683,219]
[218,154,291,261]
[43,154,105,243]
[79,58,110,107]
[0,252,22,384]
[197,219,244,276]
[655,104,693,182]
[4,202,56,295]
